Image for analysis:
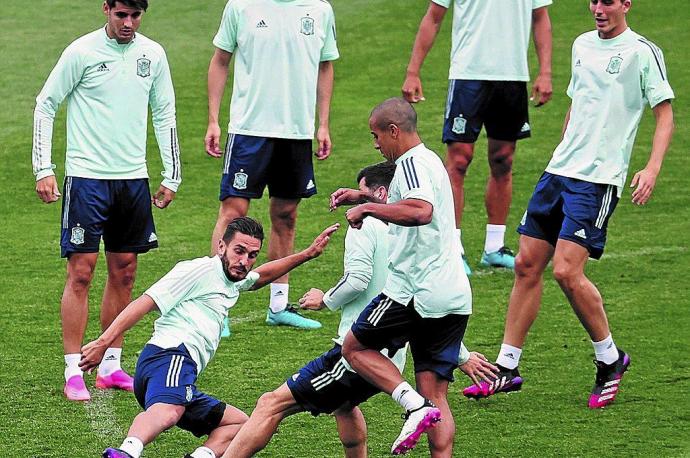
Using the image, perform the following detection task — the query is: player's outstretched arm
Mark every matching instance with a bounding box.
[345,198,432,230]
[79,295,158,372]
[251,224,340,290]
[206,48,233,158]
[631,100,674,205]
[402,2,447,103]
[315,60,334,160]
[531,6,553,107]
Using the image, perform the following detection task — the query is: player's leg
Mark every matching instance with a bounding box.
[334,406,367,458]
[445,141,475,231]
[220,384,303,458]
[212,197,250,254]
[195,404,249,458]
[415,371,452,458]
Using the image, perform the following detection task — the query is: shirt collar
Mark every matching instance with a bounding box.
[102,24,136,49]
[395,142,426,165]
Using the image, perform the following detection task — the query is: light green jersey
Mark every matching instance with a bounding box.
[213,0,339,139]
[145,256,259,372]
[546,29,674,195]
[32,27,181,191]
[322,217,405,372]
[384,144,472,318]
[432,0,551,81]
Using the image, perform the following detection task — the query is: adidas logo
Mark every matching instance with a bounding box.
[575,59,582,67]
[504,352,515,359]
[274,291,284,297]
[306,179,315,190]
[97,63,109,72]
[520,122,530,133]
[104,355,117,361]
[148,232,158,243]
[256,19,267,28]
[574,229,587,239]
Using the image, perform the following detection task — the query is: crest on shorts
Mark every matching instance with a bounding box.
[137,56,151,78]
[233,170,248,190]
[300,16,315,36]
[606,55,623,74]
[70,225,85,245]
[452,115,466,135]
[185,386,193,402]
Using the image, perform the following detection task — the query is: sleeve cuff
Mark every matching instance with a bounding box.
[161,178,180,192]
[323,290,340,311]
[35,168,56,181]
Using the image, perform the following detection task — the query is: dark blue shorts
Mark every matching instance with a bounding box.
[286,344,381,416]
[60,177,157,258]
[133,344,226,437]
[443,80,530,144]
[219,134,316,200]
[350,294,468,382]
[517,172,619,259]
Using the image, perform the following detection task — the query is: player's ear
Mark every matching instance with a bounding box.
[217,239,226,256]
[103,1,109,16]
[374,185,387,201]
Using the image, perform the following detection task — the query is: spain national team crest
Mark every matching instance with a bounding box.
[185,386,193,402]
[452,115,467,135]
[233,170,248,190]
[137,57,151,77]
[300,16,315,35]
[606,55,623,74]
[70,225,85,245]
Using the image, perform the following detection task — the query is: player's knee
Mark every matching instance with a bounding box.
[254,391,280,417]
[446,144,473,176]
[488,150,514,177]
[66,262,95,292]
[270,207,298,231]
[514,254,539,279]
[552,264,578,290]
[157,407,184,429]
[341,435,365,451]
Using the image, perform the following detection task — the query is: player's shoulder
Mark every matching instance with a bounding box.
[299,0,335,14]
[360,216,387,234]
[63,28,103,57]
[628,30,666,58]
[573,30,598,47]
[134,32,167,56]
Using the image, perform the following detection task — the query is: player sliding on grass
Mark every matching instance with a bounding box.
[79,217,338,458]
[462,0,675,409]
[220,163,496,458]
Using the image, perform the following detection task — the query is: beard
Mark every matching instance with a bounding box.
[220,253,248,282]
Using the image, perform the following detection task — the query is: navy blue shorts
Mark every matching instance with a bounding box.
[517,172,619,259]
[286,344,381,416]
[350,294,468,382]
[134,344,226,438]
[219,134,316,201]
[60,177,157,258]
[443,80,530,144]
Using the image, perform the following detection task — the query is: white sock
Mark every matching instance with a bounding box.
[592,334,619,365]
[64,353,82,381]
[99,347,123,376]
[269,283,289,313]
[456,228,465,255]
[484,224,506,253]
[120,437,144,458]
[496,344,522,370]
[392,381,425,411]
[190,446,216,458]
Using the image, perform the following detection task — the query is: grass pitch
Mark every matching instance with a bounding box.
[0,1,688,456]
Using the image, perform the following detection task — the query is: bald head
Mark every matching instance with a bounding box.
[370,97,418,133]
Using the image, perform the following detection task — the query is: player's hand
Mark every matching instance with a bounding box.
[630,167,658,205]
[458,352,499,388]
[205,122,223,158]
[329,188,366,211]
[315,126,332,160]
[152,185,175,209]
[531,72,553,107]
[306,224,340,259]
[345,205,368,230]
[402,73,425,103]
[79,339,109,373]
[299,288,326,311]
[35,175,61,204]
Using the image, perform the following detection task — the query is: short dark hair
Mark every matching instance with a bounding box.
[222,217,264,244]
[370,97,418,133]
[357,161,396,190]
[106,0,148,11]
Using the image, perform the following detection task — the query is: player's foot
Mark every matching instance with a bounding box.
[588,350,630,409]
[391,399,441,455]
[480,246,516,269]
[64,375,90,401]
[221,316,231,338]
[266,305,322,329]
[102,448,134,458]
[462,365,522,399]
[462,254,472,276]
[95,369,134,392]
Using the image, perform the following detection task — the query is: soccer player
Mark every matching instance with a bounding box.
[32,0,181,401]
[332,98,472,456]
[402,0,553,274]
[79,217,339,458]
[205,0,339,330]
[220,163,495,458]
[462,0,675,409]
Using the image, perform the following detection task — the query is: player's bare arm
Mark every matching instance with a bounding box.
[79,294,159,371]
[345,198,432,230]
[531,6,553,107]
[402,2,447,103]
[315,60,334,160]
[206,48,233,157]
[251,224,340,289]
[630,100,674,205]
[35,175,61,204]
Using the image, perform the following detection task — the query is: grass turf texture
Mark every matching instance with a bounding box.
[1,1,689,456]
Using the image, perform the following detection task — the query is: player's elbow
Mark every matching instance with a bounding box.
[413,203,433,225]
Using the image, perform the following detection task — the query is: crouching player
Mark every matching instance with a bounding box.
[79,217,339,458]
[220,163,497,458]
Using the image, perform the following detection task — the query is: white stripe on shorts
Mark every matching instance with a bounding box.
[62,177,72,229]
[166,355,184,387]
[444,80,455,119]
[311,360,347,391]
[368,297,392,327]
[595,185,613,229]
[223,133,236,174]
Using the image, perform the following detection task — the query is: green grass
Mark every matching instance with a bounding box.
[1,1,689,456]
